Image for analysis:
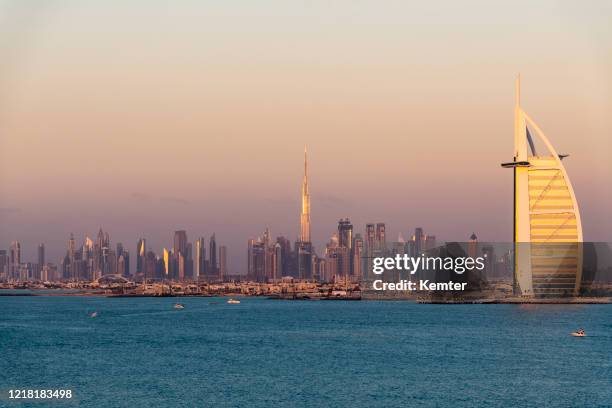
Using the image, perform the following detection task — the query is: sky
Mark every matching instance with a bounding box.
[0,0,611,273]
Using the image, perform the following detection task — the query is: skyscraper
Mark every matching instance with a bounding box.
[365,224,375,250]
[9,241,21,280]
[209,233,217,277]
[195,237,205,280]
[136,238,146,275]
[163,248,171,278]
[501,76,583,297]
[173,230,188,257]
[219,245,227,280]
[414,227,424,255]
[297,148,313,280]
[375,223,386,251]
[300,146,311,243]
[337,218,353,279]
[338,218,353,250]
[468,233,478,259]
[352,234,363,281]
[0,250,8,278]
[37,243,45,279]
[248,238,266,282]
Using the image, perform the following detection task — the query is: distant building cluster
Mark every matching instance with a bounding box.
[0,241,52,282]
[244,148,444,283]
[0,229,227,283]
[0,148,508,285]
[136,231,227,282]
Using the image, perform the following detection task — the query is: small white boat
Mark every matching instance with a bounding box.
[571,330,585,337]
[227,298,240,304]
[90,312,98,318]
[173,303,185,309]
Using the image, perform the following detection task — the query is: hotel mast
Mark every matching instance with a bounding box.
[502,75,583,297]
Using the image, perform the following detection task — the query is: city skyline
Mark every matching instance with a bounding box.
[0,144,468,278]
[1,1,611,272]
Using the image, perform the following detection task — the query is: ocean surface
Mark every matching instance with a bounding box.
[0,296,610,408]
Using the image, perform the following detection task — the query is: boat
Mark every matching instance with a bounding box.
[90,312,98,318]
[227,298,240,304]
[571,329,585,337]
[173,303,185,309]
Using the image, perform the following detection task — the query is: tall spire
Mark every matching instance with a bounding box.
[300,146,311,243]
[515,73,521,108]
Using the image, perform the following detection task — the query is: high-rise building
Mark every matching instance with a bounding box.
[275,236,293,277]
[117,254,127,277]
[0,250,8,278]
[68,233,76,260]
[9,241,21,280]
[248,238,266,282]
[177,252,186,281]
[163,248,171,278]
[36,243,45,280]
[501,76,583,297]
[136,238,146,275]
[324,234,349,282]
[273,243,281,282]
[219,245,227,280]
[414,227,424,255]
[375,223,386,250]
[37,243,45,268]
[209,233,217,277]
[336,219,353,279]
[173,230,188,258]
[300,146,311,243]
[296,241,313,280]
[195,237,205,280]
[145,251,157,281]
[468,233,478,259]
[116,243,129,276]
[353,234,363,281]
[365,224,375,250]
[296,148,313,280]
[338,218,353,249]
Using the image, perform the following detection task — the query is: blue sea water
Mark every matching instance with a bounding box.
[0,296,610,408]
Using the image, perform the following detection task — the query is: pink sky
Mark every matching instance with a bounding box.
[0,1,610,272]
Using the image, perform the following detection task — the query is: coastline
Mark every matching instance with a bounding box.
[1,288,609,304]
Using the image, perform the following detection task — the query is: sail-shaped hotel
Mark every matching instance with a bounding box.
[502,76,583,297]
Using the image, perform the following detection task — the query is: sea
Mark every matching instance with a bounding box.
[0,296,610,407]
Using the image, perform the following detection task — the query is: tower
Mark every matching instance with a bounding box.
[501,75,583,297]
[209,233,217,277]
[195,237,205,280]
[9,241,21,280]
[300,146,311,243]
[219,245,227,280]
[297,147,313,280]
[136,238,146,275]
[173,230,188,258]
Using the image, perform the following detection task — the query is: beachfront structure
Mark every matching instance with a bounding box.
[502,76,583,297]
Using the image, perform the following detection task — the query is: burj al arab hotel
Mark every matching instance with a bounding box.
[502,76,583,297]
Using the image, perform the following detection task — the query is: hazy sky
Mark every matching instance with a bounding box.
[1,0,611,273]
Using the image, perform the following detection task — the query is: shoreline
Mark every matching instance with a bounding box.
[0,289,609,303]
